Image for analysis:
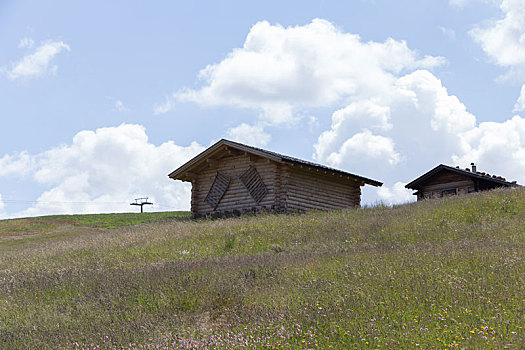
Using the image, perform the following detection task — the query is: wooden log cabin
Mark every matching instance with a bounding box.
[169,139,382,218]
[405,163,519,201]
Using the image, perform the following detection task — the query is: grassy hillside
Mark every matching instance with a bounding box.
[0,190,524,349]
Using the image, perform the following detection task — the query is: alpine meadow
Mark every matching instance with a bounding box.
[0,188,524,349]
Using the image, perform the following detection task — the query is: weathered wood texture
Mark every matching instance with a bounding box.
[284,167,361,211]
[417,170,475,201]
[239,166,268,204]
[190,153,363,217]
[204,171,231,209]
[421,171,473,187]
[191,154,278,216]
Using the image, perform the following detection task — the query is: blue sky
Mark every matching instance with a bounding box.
[1,0,525,217]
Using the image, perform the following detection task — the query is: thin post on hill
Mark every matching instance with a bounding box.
[130,197,153,213]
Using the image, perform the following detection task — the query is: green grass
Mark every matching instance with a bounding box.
[0,189,524,349]
[0,211,190,248]
[0,211,190,232]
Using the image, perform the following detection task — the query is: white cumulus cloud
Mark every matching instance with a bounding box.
[514,85,525,112]
[155,17,525,205]
[314,70,476,192]
[453,116,525,176]
[314,68,525,204]
[4,40,70,80]
[0,124,204,217]
[18,37,35,49]
[448,0,525,118]
[438,26,456,40]
[158,19,445,127]
[322,129,401,170]
[226,123,271,147]
[153,96,173,115]
[376,182,414,205]
[0,151,36,177]
[113,100,129,113]
[468,0,525,161]
[470,0,525,78]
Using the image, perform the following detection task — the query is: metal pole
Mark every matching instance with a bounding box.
[130,197,153,213]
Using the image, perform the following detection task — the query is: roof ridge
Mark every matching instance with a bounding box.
[170,139,382,187]
[405,163,519,189]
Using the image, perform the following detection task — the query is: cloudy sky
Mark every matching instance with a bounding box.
[1,0,525,218]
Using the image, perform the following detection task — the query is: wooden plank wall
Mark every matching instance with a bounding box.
[192,154,278,216]
[417,170,475,201]
[422,171,473,187]
[284,167,361,211]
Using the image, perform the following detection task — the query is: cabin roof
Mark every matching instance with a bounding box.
[405,164,519,190]
[169,139,382,187]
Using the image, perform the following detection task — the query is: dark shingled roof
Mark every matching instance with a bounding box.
[405,164,519,190]
[169,139,383,187]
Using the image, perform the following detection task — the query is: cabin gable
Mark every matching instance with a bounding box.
[415,169,475,200]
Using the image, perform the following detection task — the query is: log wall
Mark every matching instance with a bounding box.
[191,154,279,217]
[190,155,364,217]
[417,170,475,201]
[283,167,361,211]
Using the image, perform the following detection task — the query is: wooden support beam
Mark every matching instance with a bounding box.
[206,158,220,168]
[185,171,197,179]
[244,152,259,162]
[221,146,242,156]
